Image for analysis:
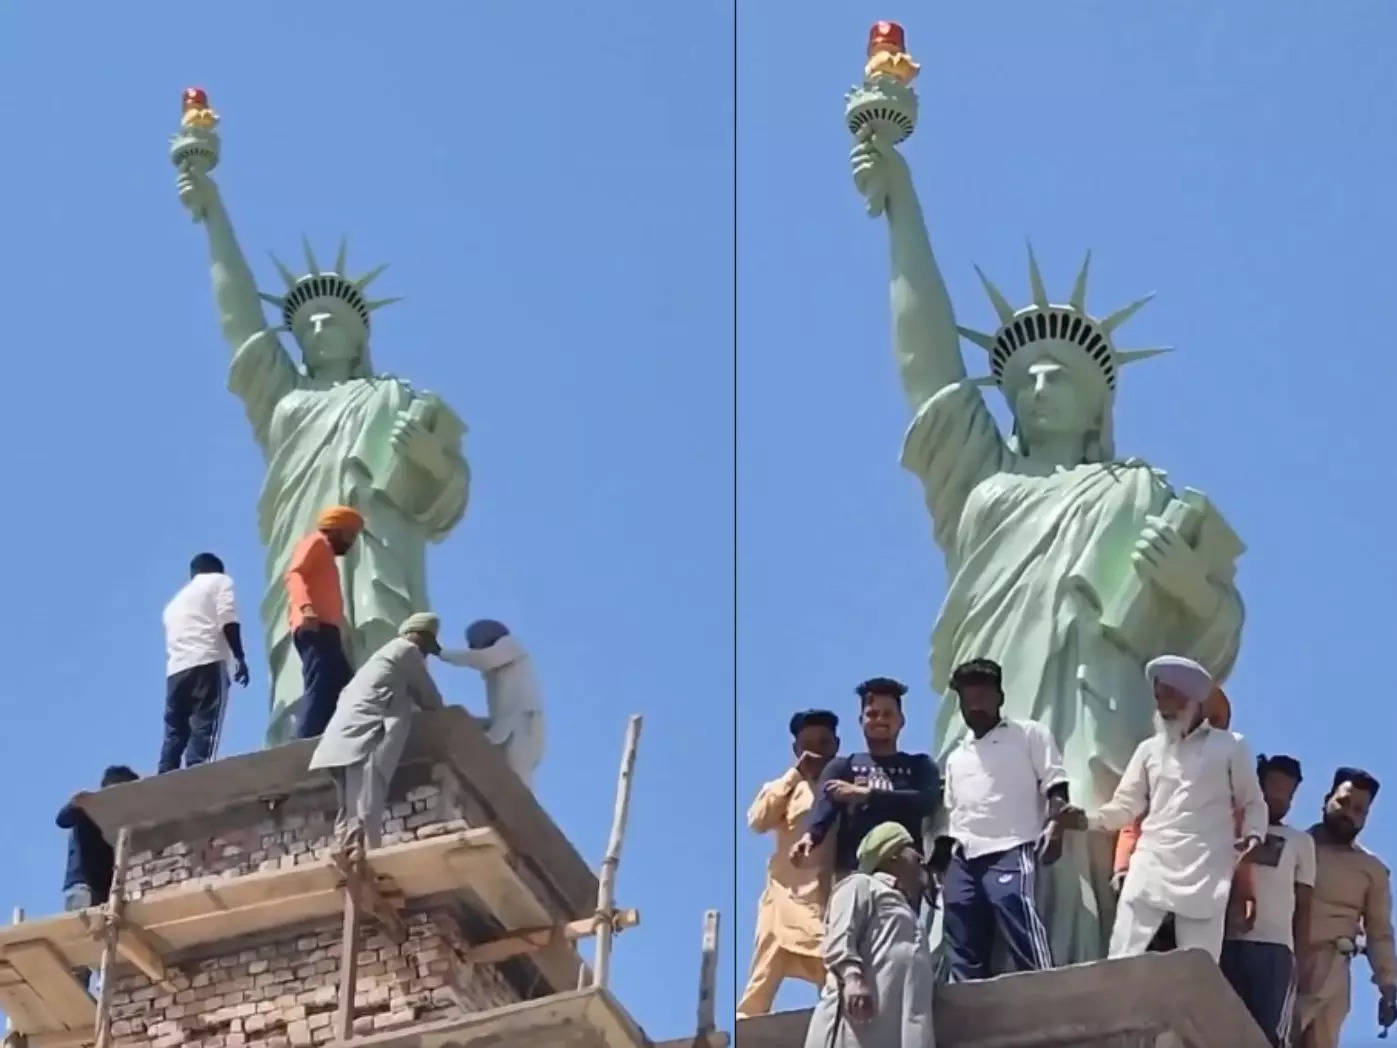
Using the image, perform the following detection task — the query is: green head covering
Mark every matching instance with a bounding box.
[399,613,442,653]
[856,822,915,874]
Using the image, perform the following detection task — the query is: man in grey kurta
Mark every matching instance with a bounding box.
[308,612,444,858]
[804,822,935,1048]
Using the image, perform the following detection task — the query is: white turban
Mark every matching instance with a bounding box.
[1145,655,1213,704]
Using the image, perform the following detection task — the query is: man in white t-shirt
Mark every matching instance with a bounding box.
[160,553,250,773]
[1221,753,1314,1047]
[936,658,1082,980]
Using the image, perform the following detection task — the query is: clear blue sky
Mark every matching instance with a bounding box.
[738,3,1396,1044]
[0,2,732,1040]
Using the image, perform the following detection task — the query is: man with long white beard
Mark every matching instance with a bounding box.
[1082,655,1266,961]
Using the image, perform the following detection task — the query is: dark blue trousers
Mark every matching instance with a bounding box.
[160,661,229,773]
[1219,939,1294,1047]
[942,842,1053,981]
[295,624,353,739]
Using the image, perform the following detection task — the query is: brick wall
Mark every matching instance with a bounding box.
[123,764,463,902]
[87,758,576,1046]
[106,909,520,1048]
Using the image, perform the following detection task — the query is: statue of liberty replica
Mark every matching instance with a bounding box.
[171,90,470,745]
[845,27,1245,963]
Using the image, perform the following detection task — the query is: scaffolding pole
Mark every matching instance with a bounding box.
[695,909,719,1040]
[334,858,361,1044]
[3,908,21,1036]
[586,714,642,991]
[93,827,130,1048]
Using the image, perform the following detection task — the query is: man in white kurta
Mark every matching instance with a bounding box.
[308,613,445,858]
[438,619,544,788]
[1089,655,1266,961]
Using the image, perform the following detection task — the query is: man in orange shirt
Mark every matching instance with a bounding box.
[288,506,364,738]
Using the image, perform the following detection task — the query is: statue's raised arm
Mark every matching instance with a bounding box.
[847,23,965,410]
[851,135,966,409]
[170,88,471,746]
[177,162,273,356]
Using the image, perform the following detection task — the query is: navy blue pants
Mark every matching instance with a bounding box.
[1220,939,1294,1047]
[942,842,1053,981]
[159,661,229,773]
[295,624,353,739]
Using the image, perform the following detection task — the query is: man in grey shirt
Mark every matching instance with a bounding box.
[308,613,444,860]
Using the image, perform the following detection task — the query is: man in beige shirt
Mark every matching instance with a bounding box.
[1296,766,1397,1047]
[739,709,840,1018]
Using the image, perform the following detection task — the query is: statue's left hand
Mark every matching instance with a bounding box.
[391,409,449,478]
[1132,514,1217,618]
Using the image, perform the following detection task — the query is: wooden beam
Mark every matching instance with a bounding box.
[112,925,165,989]
[73,911,167,991]
[327,852,406,946]
[462,909,640,965]
[28,1030,92,1047]
[0,981,60,1036]
[4,942,93,1031]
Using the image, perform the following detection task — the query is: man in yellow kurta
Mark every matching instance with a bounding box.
[739,709,840,1018]
[1296,767,1397,1047]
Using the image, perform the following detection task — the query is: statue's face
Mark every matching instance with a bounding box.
[298,309,361,373]
[1011,356,1099,443]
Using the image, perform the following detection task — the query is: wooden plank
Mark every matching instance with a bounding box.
[0,981,62,1034]
[4,941,94,1031]
[29,1029,93,1047]
[463,909,639,964]
[112,924,166,988]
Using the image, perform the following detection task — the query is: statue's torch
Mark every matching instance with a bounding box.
[845,22,920,217]
[169,87,221,222]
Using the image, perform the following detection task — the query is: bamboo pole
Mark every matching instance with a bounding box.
[586,715,642,991]
[695,909,719,1037]
[93,827,130,1048]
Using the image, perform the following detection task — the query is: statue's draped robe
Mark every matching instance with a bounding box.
[231,331,469,745]
[903,382,1243,964]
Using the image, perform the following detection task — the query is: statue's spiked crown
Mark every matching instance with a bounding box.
[958,245,1170,392]
[258,237,400,337]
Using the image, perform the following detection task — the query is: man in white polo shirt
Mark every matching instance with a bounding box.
[1221,753,1314,1047]
[160,553,250,773]
[937,658,1079,980]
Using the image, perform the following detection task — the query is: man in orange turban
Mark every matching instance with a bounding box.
[286,506,365,737]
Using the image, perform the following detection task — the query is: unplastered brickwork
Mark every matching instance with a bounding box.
[87,758,572,1045]
[105,909,520,1048]
[122,764,464,902]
